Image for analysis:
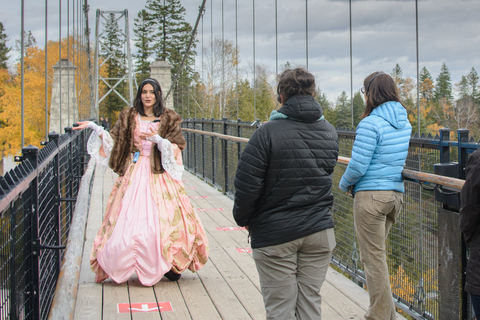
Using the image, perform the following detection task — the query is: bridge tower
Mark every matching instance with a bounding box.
[93,9,134,119]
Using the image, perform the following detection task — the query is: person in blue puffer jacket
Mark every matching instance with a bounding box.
[339,71,412,320]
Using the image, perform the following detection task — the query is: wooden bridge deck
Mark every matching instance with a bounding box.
[73,168,407,319]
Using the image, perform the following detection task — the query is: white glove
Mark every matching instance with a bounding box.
[87,122,104,135]
[147,134,164,148]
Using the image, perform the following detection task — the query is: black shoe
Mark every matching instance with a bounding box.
[164,270,181,281]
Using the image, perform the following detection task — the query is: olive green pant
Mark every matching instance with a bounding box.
[252,228,336,320]
[354,190,403,320]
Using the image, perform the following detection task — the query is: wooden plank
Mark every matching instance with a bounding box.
[177,272,222,320]
[103,280,131,320]
[73,283,102,320]
[153,279,192,320]
[321,281,365,319]
[128,275,161,319]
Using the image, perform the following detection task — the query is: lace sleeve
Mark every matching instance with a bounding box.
[158,139,184,181]
[86,130,114,174]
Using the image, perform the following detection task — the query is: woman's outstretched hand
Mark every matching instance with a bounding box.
[73,121,90,130]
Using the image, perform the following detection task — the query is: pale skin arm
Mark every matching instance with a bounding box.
[73,121,106,157]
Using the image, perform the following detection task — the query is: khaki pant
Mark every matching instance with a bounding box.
[252,228,336,320]
[354,190,403,320]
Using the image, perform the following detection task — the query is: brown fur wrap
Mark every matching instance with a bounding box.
[108,107,186,176]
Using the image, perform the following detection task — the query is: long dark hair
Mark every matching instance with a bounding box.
[277,68,316,103]
[362,71,404,118]
[133,78,165,117]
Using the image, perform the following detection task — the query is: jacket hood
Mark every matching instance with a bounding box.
[371,101,408,129]
[277,95,323,122]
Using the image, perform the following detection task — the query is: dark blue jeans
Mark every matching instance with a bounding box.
[471,294,480,319]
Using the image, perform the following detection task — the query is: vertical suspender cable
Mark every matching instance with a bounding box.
[416,0,420,135]
[222,0,224,117]
[235,0,239,119]
[59,0,62,131]
[253,0,256,120]
[305,0,308,70]
[45,0,49,141]
[68,0,70,126]
[275,0,278,76]
[210,0,213,118]
[349,0,353,128]
[200,11,203,119]
[21,0,25,148]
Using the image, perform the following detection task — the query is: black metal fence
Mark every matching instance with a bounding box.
[0,128,91,320]
[181,118,480,320]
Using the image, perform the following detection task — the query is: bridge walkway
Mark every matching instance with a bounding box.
[73,168,406,319]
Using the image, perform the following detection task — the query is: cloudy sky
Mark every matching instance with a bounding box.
[1,0,480,102]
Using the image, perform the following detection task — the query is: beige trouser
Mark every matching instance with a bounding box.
[252,228,336,320]
[354,190,403,320]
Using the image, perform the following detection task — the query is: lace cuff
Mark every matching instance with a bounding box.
[86,130,114,174]
[158,139,184,181]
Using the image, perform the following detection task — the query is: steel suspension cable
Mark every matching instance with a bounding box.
[68,0,70,127]
[222,0,225,118]
[21,0,25,148]
[59,0,62,131]
[349,0,353,128]
[275,0,278,76]
[305,0,308,70]
[45,0,48,142]
[235,0,239,119]
[253,0,256,120]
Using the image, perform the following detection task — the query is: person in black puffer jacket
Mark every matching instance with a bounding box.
[460,148,480,320]
[233,68,339,320]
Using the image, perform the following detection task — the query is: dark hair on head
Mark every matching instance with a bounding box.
[133,78,165,117]
[276,68,316,103]
[362,71,404,118]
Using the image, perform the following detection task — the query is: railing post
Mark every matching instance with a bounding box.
[193,119,197,174]
[202,119,205,179]
[211,120,215,185]
[435,128,467,320]
[237,118,242,161]
[65,127,74,231]
[22,145,40,320]
[222,118,228,194]
[48,131,62,277]
[457,129,469,180]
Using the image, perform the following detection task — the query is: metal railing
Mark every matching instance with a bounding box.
[181,118,480,320]
[0,128,92,320]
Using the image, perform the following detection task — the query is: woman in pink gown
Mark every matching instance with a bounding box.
[74,78,209,286]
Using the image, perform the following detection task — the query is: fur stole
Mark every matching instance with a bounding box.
[108,107,186,176]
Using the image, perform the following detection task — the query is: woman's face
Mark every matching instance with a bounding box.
[141,84,156,109]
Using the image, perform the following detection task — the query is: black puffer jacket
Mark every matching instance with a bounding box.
[460,149,480,296]
[233,95,339,248]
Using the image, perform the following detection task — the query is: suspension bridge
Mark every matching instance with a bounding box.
[1,0,479,319]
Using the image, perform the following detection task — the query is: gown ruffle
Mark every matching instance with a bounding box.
[88,116,209,286]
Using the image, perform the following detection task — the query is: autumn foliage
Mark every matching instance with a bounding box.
[0,37,93,157]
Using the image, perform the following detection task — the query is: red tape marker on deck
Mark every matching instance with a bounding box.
[236,247,252,253]
[197,208,224,211]
[117,302,173,313]
[215,227,246,231]
[189,196,208,199]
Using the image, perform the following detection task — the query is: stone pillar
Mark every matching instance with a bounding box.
[149,59,174,110]
[49,59,77,134]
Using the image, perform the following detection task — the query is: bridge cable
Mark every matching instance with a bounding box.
[164,1,207,113]
[349,0,354,128]
[21,0,25,148]
[275,0,278,76]
[59,0,62,131]
[253,0,256,120]
[305,0,308,70]
[45,0,48,142]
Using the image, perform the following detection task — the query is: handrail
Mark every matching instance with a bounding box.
[183,128,466,192]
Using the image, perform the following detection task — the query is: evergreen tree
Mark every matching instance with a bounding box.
[352,90,365,127]
[468,67,479,104]
[434,63,453,102]
[133,9,154,83]
[0,22,11,69]
[335,91,351,128]
[15,30,36,52]
[100,13,127,120]
[391,63,404,89]
[146,0,195,79]
[419,66,434,102]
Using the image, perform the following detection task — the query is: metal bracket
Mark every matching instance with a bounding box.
[14,155,24,162]
[32,239,66,257]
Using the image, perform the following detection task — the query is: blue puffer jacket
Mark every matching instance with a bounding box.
[339,101,412,194]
